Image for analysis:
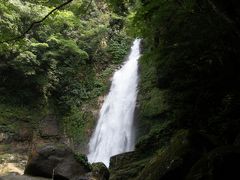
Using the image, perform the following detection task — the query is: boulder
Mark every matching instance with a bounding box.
[54,154,91,180]
[91,162,109,180]
[110,151,139,170]
[109,151,151,179]
[0,174,50,180]
[24,145,91,179]
[186,146,240,180]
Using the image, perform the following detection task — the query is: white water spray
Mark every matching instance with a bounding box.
[87,39,141,166]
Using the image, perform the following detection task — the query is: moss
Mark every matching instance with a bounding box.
[62,108,90,144]
[0,104,30,122]
[109,150,156,179]
[136,129,214,180]
[0,103,45,134]
[74,153,92,171]
[110,157,150,180]
[92,162,109,180]
[135,120,174,153]
[141,88,169,118]
[136,51,172,145]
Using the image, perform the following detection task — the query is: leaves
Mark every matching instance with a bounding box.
[11,51,38,75]
[131,0,240,142]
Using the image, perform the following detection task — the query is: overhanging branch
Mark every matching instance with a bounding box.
[0,0,74,43]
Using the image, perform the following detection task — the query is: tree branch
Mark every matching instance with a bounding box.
[83,0,93,14]
[0,0,74,43]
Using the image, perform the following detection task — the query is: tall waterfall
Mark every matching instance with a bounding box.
[88,39,141,166]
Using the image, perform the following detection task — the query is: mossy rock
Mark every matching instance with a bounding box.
[91,162,109,180]
[135,121,174,154]
[110,151,140,170]
[110,159,149,180]
[140,88,169,118]
[109,151,150,180]
[136,129,214,180]
[74,153,92,171]
[186,146,240,180]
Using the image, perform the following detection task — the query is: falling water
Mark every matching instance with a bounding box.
[87,39,141,166]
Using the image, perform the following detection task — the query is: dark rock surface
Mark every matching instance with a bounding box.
[91,162,109,180]
[109,151,151,179]
[0,122,33,144]
[109,129,215,180]
[135,129,214,180]
[186,146,240,180]
[39,115,59,138]
[24,145,91,179]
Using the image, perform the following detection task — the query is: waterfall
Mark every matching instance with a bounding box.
[87,39,141,166]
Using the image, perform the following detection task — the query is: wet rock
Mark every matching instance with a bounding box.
[109,151,149,179]
[186,146,240,180]
[24,145,91,179]
[91,162,109,180]
[110,151,138,170]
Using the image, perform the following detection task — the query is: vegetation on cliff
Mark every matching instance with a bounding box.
[109,0,240,179]
[0,0,131,153]
[1,0,240,179]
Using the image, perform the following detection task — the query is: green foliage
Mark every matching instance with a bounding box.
[63,107,88,142]
[128,0,240,145]
[106,34,132,64]
[0,104,29,126]
[107,0,135,15]
[0,103,44,134]
[0,0,128,104]
[11,51,39,76]
[0,0,132,146]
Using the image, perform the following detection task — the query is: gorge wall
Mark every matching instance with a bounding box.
[1,0,240,179]
[109,0,240,179]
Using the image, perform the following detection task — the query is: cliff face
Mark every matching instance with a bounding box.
[109,0,240,179]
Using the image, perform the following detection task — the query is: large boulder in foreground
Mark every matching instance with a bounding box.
[186,146,240,180]
[24,145,91,179]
